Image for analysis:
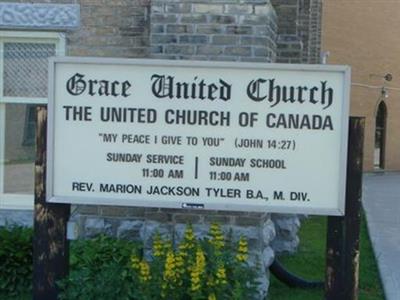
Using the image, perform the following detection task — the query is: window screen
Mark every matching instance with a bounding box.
[3,42,56,98]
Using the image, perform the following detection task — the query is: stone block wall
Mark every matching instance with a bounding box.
[67,0,149,58]
[270,214,300,254]
[272,0,322,64]
[150,0,277,62]
[271,0,302,63]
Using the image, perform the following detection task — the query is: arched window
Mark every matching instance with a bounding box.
[374,101,387,169]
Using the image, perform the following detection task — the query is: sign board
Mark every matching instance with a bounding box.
[47,58,350,215]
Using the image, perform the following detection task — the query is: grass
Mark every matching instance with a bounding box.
[268,215,385,300]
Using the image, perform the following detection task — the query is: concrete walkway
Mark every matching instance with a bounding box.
[363,172,400,300]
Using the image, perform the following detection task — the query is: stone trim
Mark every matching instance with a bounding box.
[0,3,80,30]
[0,210,33,227]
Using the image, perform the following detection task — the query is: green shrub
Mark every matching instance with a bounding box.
[0,226,33,297]
[69,234,140,270]
[58,261,133,300]
[58,235,141,300]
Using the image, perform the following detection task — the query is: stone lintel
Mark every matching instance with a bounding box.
[0,2,80,30]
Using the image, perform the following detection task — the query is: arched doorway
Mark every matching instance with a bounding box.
[374,101,387,169]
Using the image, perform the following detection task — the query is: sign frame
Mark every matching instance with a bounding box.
[46,57,350,216]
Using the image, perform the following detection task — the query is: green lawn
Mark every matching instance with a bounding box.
[268,215,385,300]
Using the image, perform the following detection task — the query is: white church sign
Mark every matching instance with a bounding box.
[47,57,350,215]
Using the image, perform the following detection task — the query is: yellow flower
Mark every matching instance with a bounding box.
[208,293,217,300]
[163,251,176,282]
[139,260,151,282]
[236,236,248,262]
[178,241,189,258]
[180,224,196,253]
[153,233,164,257]
[130,255,140,270]
[190,247,206,292]
[174,252,186,282]
[161,251,176,298]
[196,247,206,271]
[215,265,227,285]
[209,223,224,250]
[191,269,201,292]
[236,254,248,262]
[184,224,195,242]
[238,238,248,252]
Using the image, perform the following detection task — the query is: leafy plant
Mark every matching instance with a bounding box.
[58,261,133,300]
[69,234,140,270]
[58,235,140,300]
[0,226,33,297]
[59,224,260,300]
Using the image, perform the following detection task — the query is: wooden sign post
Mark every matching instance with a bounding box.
[325,117,365,300]
[33,106,70,300]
